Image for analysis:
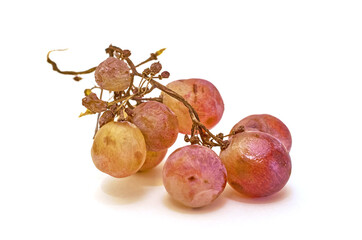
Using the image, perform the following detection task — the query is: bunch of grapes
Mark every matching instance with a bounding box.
[47,45,292,208]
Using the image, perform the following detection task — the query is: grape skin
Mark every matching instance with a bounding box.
[163,145,227,208]
[220,131,291,197]
[130,101,179,151]
[91,121,146,178]
[94,57,131,91]
[138,149,168,172]
[162,78,224,134]
[231,114,292,152]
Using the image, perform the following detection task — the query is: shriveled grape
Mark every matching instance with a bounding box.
[220,131,291,197]
[162,78,224,134]
[231,114,292,152]
[95,57,131,91]
[163,145,227,208]
[138,149,168,172]
[91,121,146,178]
[129,101,179,151]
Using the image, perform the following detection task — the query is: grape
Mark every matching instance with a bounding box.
[220,131,291,197]
[94,57,131,91]
[231,114,292,152]
[91,121,146,178]
[163,145,227,208]
[138,149,168,172]
[129,101,179,151]
[162,78,224,134]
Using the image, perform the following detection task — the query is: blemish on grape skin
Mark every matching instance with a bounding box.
[103,136,116,146]
[188,176,196,182]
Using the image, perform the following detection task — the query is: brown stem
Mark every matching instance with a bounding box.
[93,89,104,138]
[148,79,200,122]
[105,44,227,149]
[135,53,158,67]
[148,78,228,149]
[107,95,131,107]
[47,50,96,76]
[48,45,229,149]
[133,97,162,102]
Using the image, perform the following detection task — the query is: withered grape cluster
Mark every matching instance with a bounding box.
[47,45,292,208]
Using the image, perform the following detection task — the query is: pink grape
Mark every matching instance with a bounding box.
[138,149,168,172]
[162,78,224,134]
[220,131,291,197]
[94,57,131,91]
[163,145,227,208]
[129,101,179,151]
[91,121,146,178]
[231,114,292,152]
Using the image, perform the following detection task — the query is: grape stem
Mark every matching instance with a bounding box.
[93,89,103,138]
[105,45,229,150]
[47,50,96,80]
[47,45,230,150]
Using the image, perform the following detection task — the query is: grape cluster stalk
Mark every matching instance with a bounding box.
[47,44,232,150]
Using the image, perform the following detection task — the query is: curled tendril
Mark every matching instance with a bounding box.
[47,49,96,78]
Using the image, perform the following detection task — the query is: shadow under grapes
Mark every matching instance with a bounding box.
[95,166,163,205]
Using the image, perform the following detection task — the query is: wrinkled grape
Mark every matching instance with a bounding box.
[162,78,224,134]
[91,121,146,178]
[231,114,292,152]
[95,57,131,91]
[139,149,168,172]
[129,101,179,151]
[163,145,227,208]
[220,131,291,197]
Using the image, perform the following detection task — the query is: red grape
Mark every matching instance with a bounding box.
[231,114,292,152]
[163,145,227,208]
[162,78,224,134]
[95,57,131,91]
[220,131,291,197]
[129,101,179,151]
[91,121,146,178]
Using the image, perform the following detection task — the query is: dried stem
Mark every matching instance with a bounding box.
[48,45,230,149]
[135,53,158,67]
[47,49,96,76]
[93,89,104,138]
[133,97,162,102]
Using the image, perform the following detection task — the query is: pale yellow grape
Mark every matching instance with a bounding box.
[91,121,146,178]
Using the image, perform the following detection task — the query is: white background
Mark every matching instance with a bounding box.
[1,0,361,239]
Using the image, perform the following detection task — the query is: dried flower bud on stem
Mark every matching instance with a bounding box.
[47,45,239,149]
[82,93,107,113]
